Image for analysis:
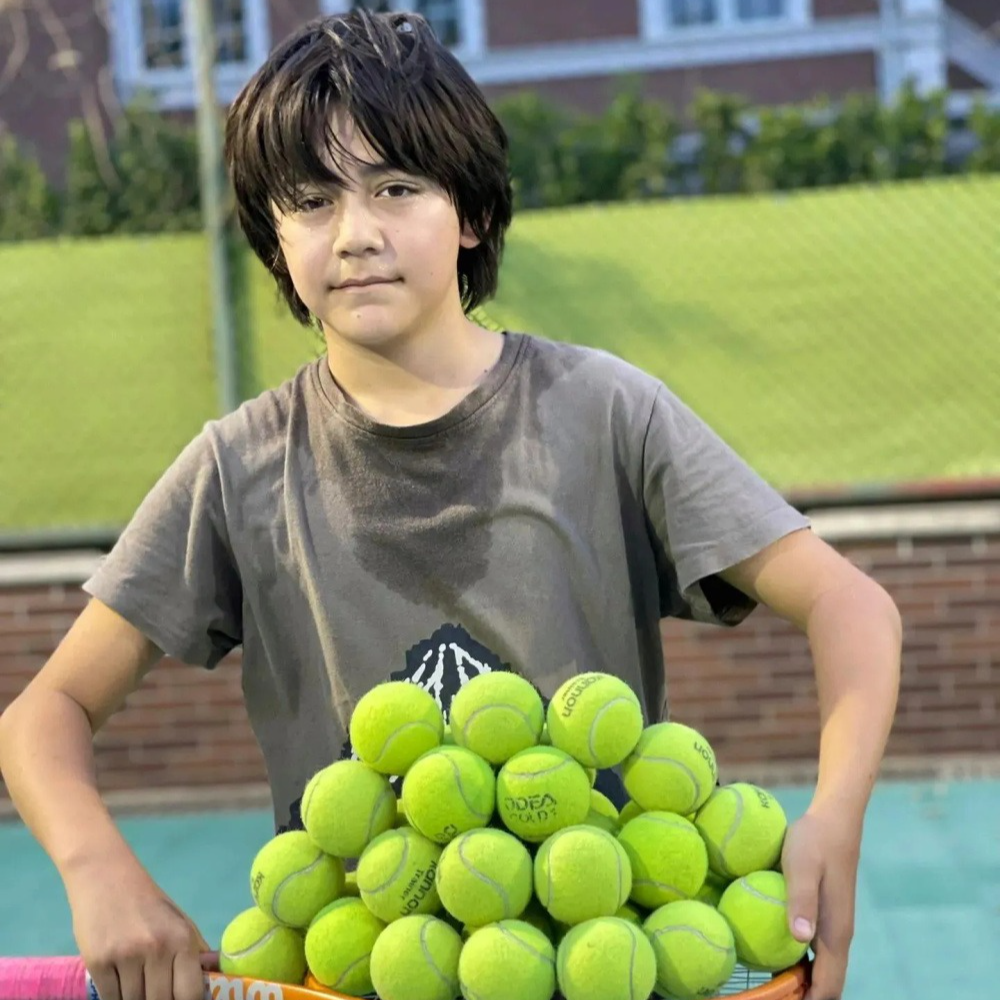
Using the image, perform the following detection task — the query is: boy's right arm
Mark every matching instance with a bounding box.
[0,597,210,1000]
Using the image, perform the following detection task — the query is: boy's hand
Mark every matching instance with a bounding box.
[781,806,862,1000]
[65,852,212,1000]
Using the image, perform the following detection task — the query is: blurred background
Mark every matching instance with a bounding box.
[1,1,998,997]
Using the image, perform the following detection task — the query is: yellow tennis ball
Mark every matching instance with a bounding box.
[694,872,730,907]
[644,900,737,999]
[694,783,787,878]
[301,759,397,858]
[618,799,644,825]
[250,831,344,928]
[342,869,360,897]
[402,745,496,843]
[584,789,620,834]
[350,681,444,775]
[614,902,644,925]
[436,827,533,926]
[449,671,545,765]
[617,812,708,909]
[622,722,717,814]
[534,825,631,925]
[717,871,809,972]
[219,907,306,984]
[496,746,592,842]
[356,826,442,922]
[546,673,644,768]
[556,917,656,1000]
[304,897,385,995]
[370,914,463,1000]
[459,920,557,1000]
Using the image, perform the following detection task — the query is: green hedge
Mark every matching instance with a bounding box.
[2,82,999,239]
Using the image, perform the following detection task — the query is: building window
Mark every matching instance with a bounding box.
[349,0,462,47]
[659,0,796,31]
[112,0,270,109]
[139,0,250,70]
[668,0,719,28]
[736,0,786,20]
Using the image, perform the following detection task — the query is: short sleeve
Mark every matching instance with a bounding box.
[83,425,243,668]
[642,385,811,627]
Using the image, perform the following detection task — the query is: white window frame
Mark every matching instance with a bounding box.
[640,0,811,41]
[111,0,270,109]
[320,0,486,62]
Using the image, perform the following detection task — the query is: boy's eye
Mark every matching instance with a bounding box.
[380,183,416,198]
[296,195,330,212]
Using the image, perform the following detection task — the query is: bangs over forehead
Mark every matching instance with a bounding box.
[231,11,504,219]
[225,9,512,325]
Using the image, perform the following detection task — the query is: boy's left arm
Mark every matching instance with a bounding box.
[720,527,902,1000]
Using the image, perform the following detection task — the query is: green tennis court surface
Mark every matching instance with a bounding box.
[0,777,996,999]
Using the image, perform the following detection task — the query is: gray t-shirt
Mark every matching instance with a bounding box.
[84,332,809,829]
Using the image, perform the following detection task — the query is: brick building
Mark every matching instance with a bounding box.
[1,0,998,185]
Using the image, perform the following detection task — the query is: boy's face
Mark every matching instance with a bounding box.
[273,112,480,350]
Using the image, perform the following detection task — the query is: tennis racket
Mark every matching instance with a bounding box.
[0,957,810,1000]
[0,960,353,1000]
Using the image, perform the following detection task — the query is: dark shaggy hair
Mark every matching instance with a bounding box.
[224,10,513,326]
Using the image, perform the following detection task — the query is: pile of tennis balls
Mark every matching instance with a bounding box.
[219,671,808,1000]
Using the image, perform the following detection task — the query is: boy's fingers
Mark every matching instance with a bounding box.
[804,876,854,1000]
[784,860,820,943]
[805,938,848,1000]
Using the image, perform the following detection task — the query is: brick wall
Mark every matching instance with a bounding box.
[1,512,998,813]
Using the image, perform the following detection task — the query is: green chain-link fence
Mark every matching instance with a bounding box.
[3,173,998,536]
[3,78,999,537]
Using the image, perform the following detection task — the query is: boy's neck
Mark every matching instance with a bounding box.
[324,317,505,428]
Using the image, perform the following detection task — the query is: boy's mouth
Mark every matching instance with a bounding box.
[335,276,401,290]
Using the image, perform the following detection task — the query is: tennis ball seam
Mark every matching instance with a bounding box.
[503,757,576,780]
[441,754,493,821]
[459,702,538,741]
[633,876,689,898]
[371,720,440,768]
[419,920,459,994]
[634,812,698,835]
[734,879,786,907]
[331,951,373,990]
[586,696,637,763]
[633,755,704,810]
[367,784,396,842]
[648,924,735,956]
[457,833,512,915]
[495,926,556,967]
[270,849,326,918]
[623,923,642,1000]
[358,834,410,894]
[714,787,744,878]
[538,827,573,908]
[222,926,284,961]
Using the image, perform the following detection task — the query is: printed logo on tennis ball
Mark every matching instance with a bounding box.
[398,858,439,916]
[555,674,602,716]
[503,792,559,827]
[694,740,717,781]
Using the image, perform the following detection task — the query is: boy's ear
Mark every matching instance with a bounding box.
[459,221,482,250]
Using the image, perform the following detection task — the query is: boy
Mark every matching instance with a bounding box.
[0,11,900,1000]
